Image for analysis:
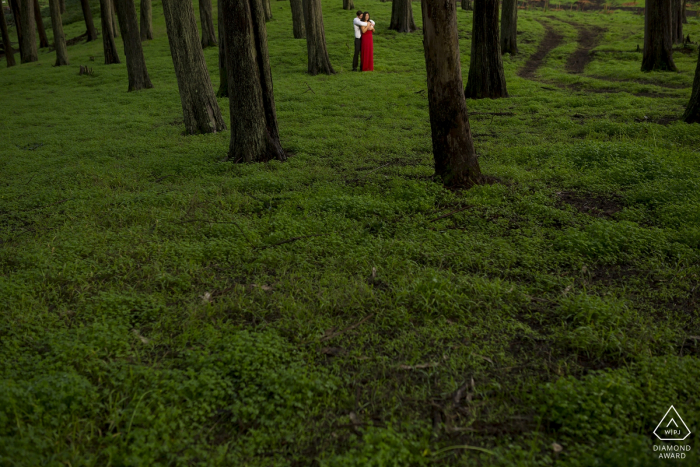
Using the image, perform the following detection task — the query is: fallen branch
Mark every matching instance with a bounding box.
[398,362,439,370]
[429,205,474,222]
[319,314,374,342]
[304,82,316,95]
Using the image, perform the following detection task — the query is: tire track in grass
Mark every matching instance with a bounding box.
[517,19,564,79]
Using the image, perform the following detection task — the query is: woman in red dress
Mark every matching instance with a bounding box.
[360,12,374,72]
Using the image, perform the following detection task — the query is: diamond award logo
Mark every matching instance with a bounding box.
[653,405,691,441]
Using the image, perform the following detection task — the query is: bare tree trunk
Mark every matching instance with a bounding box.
[461,0,472,10]
[114,0,153,90]
[10,0,23,58]
[421,0,482,187]
[80,0,99,41]
[642,0,676,71]
[263,0,272,21]
[291,0,305,38]
[342,0,354,10]
[465,0,507,99]
[99,0,121,63]
[672,0,683,44]
[682,0,687,23]
[303,0,334,75]
[48,0,69,65]
[216,0,228,96]
[199,0,217,46]
[389,0,416,33]
[60,0,65,14]
[162,0,225,134]
[33,0,49,48]
[140,0,153,40]
[1,4,16,67]
[111,0,119,36]
[500,0,517,54]
[222,0,286,162]
[20,0,38,63]
[683,47,700,123]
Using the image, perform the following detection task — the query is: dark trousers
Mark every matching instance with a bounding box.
[353,38,362,71]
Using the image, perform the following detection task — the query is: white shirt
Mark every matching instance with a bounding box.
[353,18,375,39]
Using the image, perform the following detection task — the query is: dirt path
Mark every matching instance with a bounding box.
[552,18,607,74]
[517,20,564,79]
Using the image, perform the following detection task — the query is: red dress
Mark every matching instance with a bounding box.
[361,30,374,71]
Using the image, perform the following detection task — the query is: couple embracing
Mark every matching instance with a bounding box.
[352,10,375,72]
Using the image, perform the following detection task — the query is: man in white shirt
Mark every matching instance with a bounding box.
[352,11,366,71]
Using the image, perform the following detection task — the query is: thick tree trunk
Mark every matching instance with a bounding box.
[20,0,38,63]
[48,0,69,65]
[342,0,354,10]
[672,0,683,44]
[222,0,286,162]
[421,0,481,187]
[80,0,99,41]
[114,0,153,90]
[111,0,119,36]
[303,0,334,75]
[461,0,472,10]
[216,0,228,97]
[683,47,700,123]
[682,0,687,23]
[291,0,305,38]
[10,0,23,58]
[162,0,226,134]
[389,0,416,33]
[500,0,517,54]
[263,0,272,21]
[60,0,65,14]
[199,0,217,46]
[1,5,16,67]
[642,0,676,71]
[465,0,507,99]
[99,0,121,64]
[33,0,49,48]
[140,0,153,40]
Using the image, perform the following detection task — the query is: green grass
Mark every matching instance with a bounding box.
[1,2,700,465]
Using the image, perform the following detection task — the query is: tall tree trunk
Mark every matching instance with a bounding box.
[216,0,228,96]
[303,0,333,75]
[80,0,99,41]
[263,0,272,21]
[48,0,69,65]
[672,0,683,44]
[421,0,481,187]
[500,0,517,54]
[10,0,23,57]
[461,0,472,10]
[342,0,354,10]
[389,0,416,33]
[114,0,153,90]
[642,0,676,71]
[60,0,65,14]
[683,47,700,123]
[682,0,687,23]
[20,0,38,63]
[199,0,217,46]
[111,0,119,36]
[99,0,121,64]
[290,0,305,38]
[222,0,286,162]
[1,5,16,67]
[140,0,153,40]
[465,0,507,99]
[162,0,226,134]
[33,0,49,48]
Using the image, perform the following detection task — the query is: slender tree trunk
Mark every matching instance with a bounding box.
[10,0,23,58]
[114,0,153,90]
[1,5,16,67]
[33,0,49,48]
[682,0,687,23]
[421,0,481,187]
[465,0,507,99]
[20,0,38,63]
[683,47,700,123]
[111,0,119,36]
[216,0,228,96]
[263,0,272,21]
[291,0,305,38]
[60,0,65,14]
[303,0,334,75]
[48,0,69,65]
[672,0,683,44]
[80,0,99,41]
[500,0,517,54]
[389,0,416,33]
[99,0,121,64]
[642,0,676,71]
[140,0,153,40]
[342,0,354,10]
[162,0,225,134]
[461,0,472,10]
[222,0,286,162]
[199,0,217,46]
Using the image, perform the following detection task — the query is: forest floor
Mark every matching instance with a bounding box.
[1,2,700,466]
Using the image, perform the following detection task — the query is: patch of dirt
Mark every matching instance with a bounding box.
[518,20,564,79]
[551,18,607,74]
[556,191,624,218]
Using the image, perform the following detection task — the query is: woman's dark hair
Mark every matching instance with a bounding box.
[363,11,370,18]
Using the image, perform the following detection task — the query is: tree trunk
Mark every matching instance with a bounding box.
[216,0,228,96]
[162,0,226,134]
[10,0,23,58]
[99,0,121,64]
[672,0,683,44]
[199,0,217,46]
[20,0,38,63]
[140,0,153,40]
[114,0,153,90]
[461,0,472,10]
[465,0,507,99]
[48,0,69,65]
[60,0,65,14]
[111,0,119,36]
[420,0,481,187]
[642,0,676,71]
[303,0,334,75]
[682,0,687,23]
[389,0,416,33]
[263,0,272,21]
[80,0,99,41]
[342,0,354,10]
[33,0,49,48]
[1,4,16,67]
[291,0,305,38]
[683,47,700,123]
[222,0,286,162]
[500,0,517,54]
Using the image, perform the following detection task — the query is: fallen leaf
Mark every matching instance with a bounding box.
[552,442,563,453]
[131,329,149,344]
[201,292,212,303]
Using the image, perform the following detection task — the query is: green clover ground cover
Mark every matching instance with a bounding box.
[1,2,699,465]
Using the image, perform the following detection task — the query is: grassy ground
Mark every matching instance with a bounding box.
[1,2,700,466]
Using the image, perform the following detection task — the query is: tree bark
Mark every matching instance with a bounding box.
[465,0,507,99]
[140,0,153,40]
[48,0,69,65]
[10,0,23,58]
[216,0,228,96]
[60,0,65,14]
[33,0,49,48]
[199,0,217,46]
[500,0,517,54]
[99,0,121,64]
[1,4,16,67]
[111,0,119,36]
[291,0,305,38]
[222,0,286,162]
[303,0,333,75]
[671,0,683,44]
[20,0,38,63]
[642,0,676,71]
[461,0,472,10]
[80,0,99,41]
[342,0,354,10]
[389,0,416,33]
[683,47,700,123]
[162,0,226,134]
[114,0,153,90]
[263,0,272,21]
[682,0,687,23]
[421,0,481,187]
